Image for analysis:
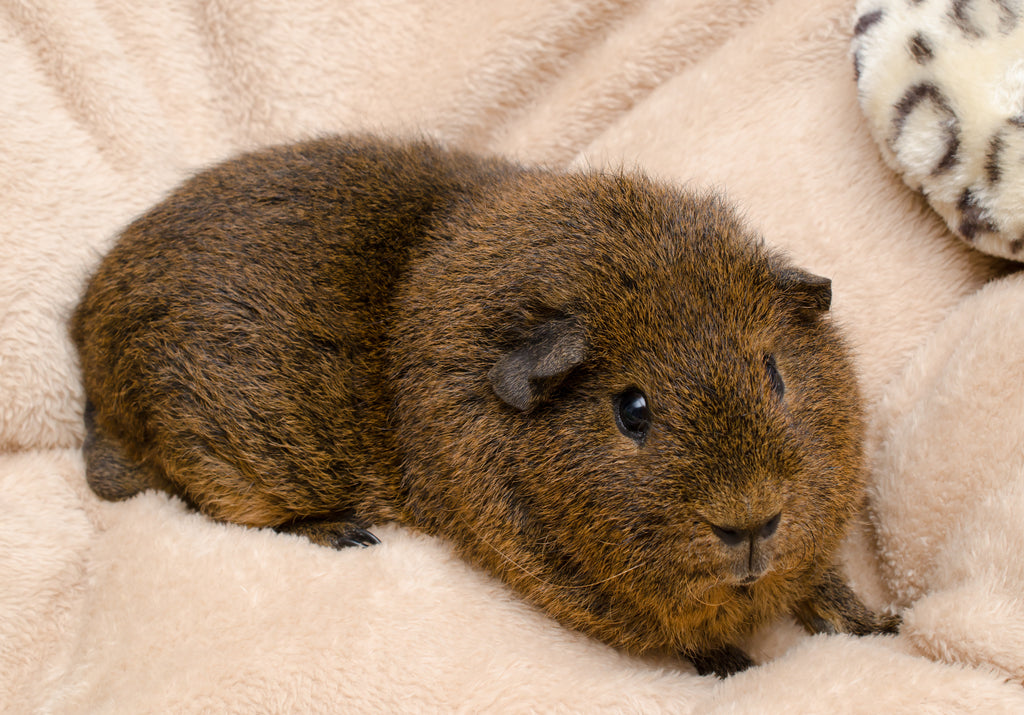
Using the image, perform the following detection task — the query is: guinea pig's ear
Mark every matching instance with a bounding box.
[489,317,588,412]
[777,267,832,315]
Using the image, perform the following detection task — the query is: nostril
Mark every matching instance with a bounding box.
[710,523,746,547]
[710,512,782,546]
[759,512,782,539]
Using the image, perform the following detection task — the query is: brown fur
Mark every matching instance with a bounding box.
[71,134,898,677]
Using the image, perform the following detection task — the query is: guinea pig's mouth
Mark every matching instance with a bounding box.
[724,570,770,593]
[722,559,775,588]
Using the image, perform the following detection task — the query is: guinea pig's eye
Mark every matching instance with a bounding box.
[764,354,785,399]
[615,388,651,443]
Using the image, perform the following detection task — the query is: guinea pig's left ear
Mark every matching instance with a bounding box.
[489,317,588,412]
[777,267,832,314]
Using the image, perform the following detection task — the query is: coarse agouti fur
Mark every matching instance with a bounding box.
[71,134,899,677]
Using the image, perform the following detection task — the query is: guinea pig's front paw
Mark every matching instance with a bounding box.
[869,611,902,636]
[686,644,754,678]
[793,567,901,637]
[275,516,381,550]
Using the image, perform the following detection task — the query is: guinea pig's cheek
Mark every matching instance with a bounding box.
[768,521,816,576]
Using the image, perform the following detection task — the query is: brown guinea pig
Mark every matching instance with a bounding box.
[71,134,898,677]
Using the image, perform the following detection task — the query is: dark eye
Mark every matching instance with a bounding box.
[765,354,784,399]
[615,388,650,443]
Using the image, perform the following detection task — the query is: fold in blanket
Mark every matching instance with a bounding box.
[2,0,1022,711]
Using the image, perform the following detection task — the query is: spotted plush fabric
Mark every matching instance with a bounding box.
[853,0,1024,260]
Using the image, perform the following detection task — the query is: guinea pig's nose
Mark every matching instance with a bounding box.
[710,512,781,547]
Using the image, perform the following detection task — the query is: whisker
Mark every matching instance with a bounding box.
[772,519,818,586]
[685,578,731,608]
[463,514,649,591]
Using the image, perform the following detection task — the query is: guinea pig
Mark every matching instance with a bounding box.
[71,134,899,677]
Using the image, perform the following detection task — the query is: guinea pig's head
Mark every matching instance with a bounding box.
[394,170,865,650]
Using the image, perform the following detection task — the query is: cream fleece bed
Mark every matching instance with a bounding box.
[3,1,1024,712]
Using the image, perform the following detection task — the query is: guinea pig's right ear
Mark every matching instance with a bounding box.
[777,267,832,315]
[488,317,588,412]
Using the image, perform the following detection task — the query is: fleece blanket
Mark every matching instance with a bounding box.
[3,0,1023,711]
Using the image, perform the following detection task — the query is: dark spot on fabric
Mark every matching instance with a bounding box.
[894,83,944,128]
[949,0,984,38]
[854,9,884,36]
[985,132,1005,185]
[996,0,1020,32]
[957,188,998,240]
[892,83,961,174]
[908,33,934,63]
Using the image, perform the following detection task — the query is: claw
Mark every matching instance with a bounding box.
[333,527,380,549]
[687,644,754,678]
[877,613,902,634]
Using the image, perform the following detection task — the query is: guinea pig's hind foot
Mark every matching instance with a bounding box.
[686,644,754,678]
[275,515,380,550]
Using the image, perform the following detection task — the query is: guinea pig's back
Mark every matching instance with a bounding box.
[71,135,504,525]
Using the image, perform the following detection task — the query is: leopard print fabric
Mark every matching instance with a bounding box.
[853,0,1024,260]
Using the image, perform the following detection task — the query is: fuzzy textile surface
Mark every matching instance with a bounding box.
[852,0,1024,261]
[3,0,1024,712]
